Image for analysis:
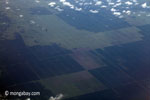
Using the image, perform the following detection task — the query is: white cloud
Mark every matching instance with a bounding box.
[108,2,115,5]
[49,94,64,100]
[95,1,102,6]
[126,10,131,15]
[89,10,99,13]
[113,3,122,7]
[30,20,35,24]
[35,0,40,3]
[75,7,82,11]
[101,5,107,8]
[26,98,30,100]
[48,2,56,7]
[141,3,148,8]
[111,8,117,12]
[55,6,64,11]
[46,0,150,18]
[19,15,24,18]
[113,12,121,16]
[84,2,93,6]
[5,1,9,4]
[125,1,133,6]
[5,7,10,10]
[61,1,74,9]
[60,0,66,3]
[117,0,121,3]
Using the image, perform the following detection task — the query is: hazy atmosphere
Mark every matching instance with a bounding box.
[0,0,150,100]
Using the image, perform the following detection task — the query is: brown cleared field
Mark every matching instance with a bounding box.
[71,49,106,70]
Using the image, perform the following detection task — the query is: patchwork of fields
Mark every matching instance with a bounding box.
[0,0,150,100]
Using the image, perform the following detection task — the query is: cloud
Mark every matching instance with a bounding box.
[55,6,64,11]
[126,10,131,15]
[125,1,133,6]
[19,15,24,18]
[48,2,56,7]
[113,2,122,7]
[141,3,149,8]
[49,94,64,100]
[75,7,82,11]
[101,5,107,8]
[113,12,121,16]
[60,0,66,2]
[46,0,150,18]
[30,20,36,24]
[59,0,74,9]
[111,8,117,12]
[89,10,99,13]
[95,1,102,6]
[35,0,40,3]
[5,7,10,10]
